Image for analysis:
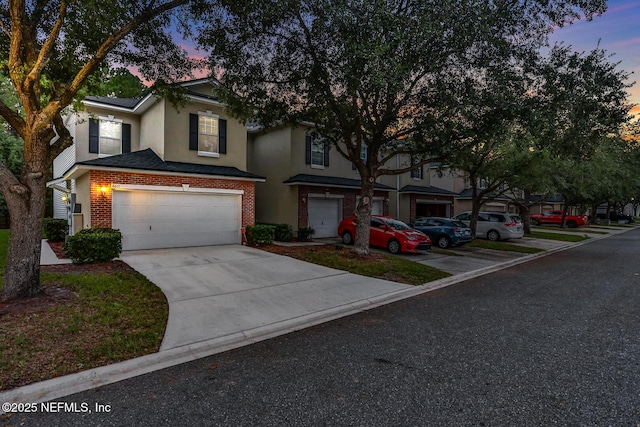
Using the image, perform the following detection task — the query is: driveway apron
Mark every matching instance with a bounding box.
[120,245,412,351]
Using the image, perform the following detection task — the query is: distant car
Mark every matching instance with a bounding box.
[338,215,431,254]
[596,212,634,224]
[452,211,524,241]
[530,210,588,228]
[409,217,473,249]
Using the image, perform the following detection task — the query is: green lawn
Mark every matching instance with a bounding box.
[467,240,544,254]
[0,230,168,391]
[526,231,591,242]
[267,245,451,285]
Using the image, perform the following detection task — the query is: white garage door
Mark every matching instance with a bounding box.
[308,198,341,238]
[113,190,241,250]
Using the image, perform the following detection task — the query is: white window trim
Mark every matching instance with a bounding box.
[98,116,123,158]
[197,110,220,158]
[310,135,325,169]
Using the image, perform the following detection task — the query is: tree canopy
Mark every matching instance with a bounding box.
[196,0,611,254]
[0,0,204,300]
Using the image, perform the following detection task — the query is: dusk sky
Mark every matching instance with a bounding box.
[176,1,639,117]
[549,0,640,117]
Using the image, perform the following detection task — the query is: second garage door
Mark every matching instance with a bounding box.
[113,189,241,250]
[308,197,341,238]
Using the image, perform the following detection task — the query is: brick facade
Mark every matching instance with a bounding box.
[89,170,256,228]
[296,185,389,229]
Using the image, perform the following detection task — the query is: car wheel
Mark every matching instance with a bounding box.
[437,235,451,249]
[387,239,401,254]
[567,220,577,228]
[487,230,500,241]
[342,231,353,245]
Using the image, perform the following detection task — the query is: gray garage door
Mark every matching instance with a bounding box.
[308,197,341,238]
[112,190,241,250]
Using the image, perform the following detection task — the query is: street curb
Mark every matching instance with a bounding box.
[1,226,634,408]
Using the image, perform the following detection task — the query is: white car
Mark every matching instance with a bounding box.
[452,211,524,241]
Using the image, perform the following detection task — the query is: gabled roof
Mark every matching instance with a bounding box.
[398,185,457,196]
[66,148,264,181]
[283,173,394,191]
[83,96,141,109]
[81,78,222,114]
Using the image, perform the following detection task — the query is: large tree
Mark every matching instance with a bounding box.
[197,0,608,255]
[0,0,202,300]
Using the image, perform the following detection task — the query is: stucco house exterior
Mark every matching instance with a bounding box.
[247,124,395,238]
[48,79,264,250]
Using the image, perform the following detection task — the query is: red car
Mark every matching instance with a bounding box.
[338,215,431,254]
[530,210,588,228]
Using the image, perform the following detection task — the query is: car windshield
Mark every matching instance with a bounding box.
[384,218,411,231]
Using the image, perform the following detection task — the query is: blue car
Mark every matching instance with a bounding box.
[409,217,474,249]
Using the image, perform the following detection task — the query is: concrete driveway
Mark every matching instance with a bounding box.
[120,245,412,351]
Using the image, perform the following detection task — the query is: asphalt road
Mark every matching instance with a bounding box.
[4,228,640,426]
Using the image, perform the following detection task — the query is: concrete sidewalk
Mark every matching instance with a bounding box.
[4,226,633,407]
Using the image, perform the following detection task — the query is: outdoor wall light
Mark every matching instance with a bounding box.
[61,195,68,203]
[100,186,108,196]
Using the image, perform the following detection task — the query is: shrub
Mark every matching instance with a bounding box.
[258,223,294,242]
[42,218,68,242]
[64,228,122,264]
[246,224,275,246]
[297,226,315,242]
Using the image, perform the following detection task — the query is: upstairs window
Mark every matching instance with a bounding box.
[305,133,329,167]
[411,159,423,179]
[89,117,131,156]
[189,112,227,156]
[198,113,219,156]
[99,119,122,156]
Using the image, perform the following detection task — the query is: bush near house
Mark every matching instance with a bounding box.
[42,218,68,242]
[64,228,122,264]
[258,223,294,242]
[297,226,315,242]
[246,224,276,246]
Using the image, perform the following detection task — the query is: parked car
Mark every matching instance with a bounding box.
[338,216,431,254]
[452,211,524,241]
[409,217,473,249]
[596,211,634,224]
[530,210,588,228]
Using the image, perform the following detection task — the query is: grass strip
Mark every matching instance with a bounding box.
[467,240,544,254]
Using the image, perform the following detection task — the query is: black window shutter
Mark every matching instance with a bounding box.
[89,118,99,153]
[323,144,330,166]
[352,162,356,170]
[305,134,312,164]
[219,119,227,154]
[122,124,131,153]
[189,113,198,151]
[420,165,424,179]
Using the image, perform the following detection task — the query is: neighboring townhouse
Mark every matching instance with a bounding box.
[247,124,395,238]
[48,79,264,250]
[393,161,466,223]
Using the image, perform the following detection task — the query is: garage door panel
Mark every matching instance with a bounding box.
[113,190,241,250]
[308,198,341,238]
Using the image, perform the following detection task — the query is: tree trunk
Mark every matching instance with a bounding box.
[469,185,481,235]
[0,138,47,300]
[352,178,376,256]
[520,202,532,235]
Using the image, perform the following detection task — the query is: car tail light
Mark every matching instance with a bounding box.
[504,221,517,227]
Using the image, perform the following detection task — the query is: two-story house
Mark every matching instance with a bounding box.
[247,124,395,238]
[48,79,264,250]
